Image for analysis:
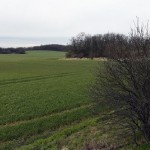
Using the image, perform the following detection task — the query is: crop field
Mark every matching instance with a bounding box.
[0,51,102,149]
[0,51,147,150]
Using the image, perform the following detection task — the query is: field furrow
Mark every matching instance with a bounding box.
[0,72,77,86]
[0,106,93,142]
[0,103,93,128]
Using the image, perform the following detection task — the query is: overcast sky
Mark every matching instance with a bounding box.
[0,0,150,45]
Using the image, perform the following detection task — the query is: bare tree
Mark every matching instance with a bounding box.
[67,32,128,58]
[91,20,150,144]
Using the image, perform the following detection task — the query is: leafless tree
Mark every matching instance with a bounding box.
[91,19,150,144]
[67,32,128,58]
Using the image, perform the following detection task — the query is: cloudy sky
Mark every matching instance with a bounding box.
[0,0,149,46]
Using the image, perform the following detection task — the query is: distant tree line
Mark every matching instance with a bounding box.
[26,44,68,51]
[0,47,26,54]
[66,32,149,58]
[0,44,68,54]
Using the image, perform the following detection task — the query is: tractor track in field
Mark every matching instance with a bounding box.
[0,116,97,146]
[0,72,77,86]
[0,103,93,128]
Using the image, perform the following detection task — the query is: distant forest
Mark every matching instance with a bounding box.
[0,47,26,54]
[27,44,68,51]
[0,44,67,54]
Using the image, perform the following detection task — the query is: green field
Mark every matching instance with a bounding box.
[0,51,146,150]
[0,51,101,149]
